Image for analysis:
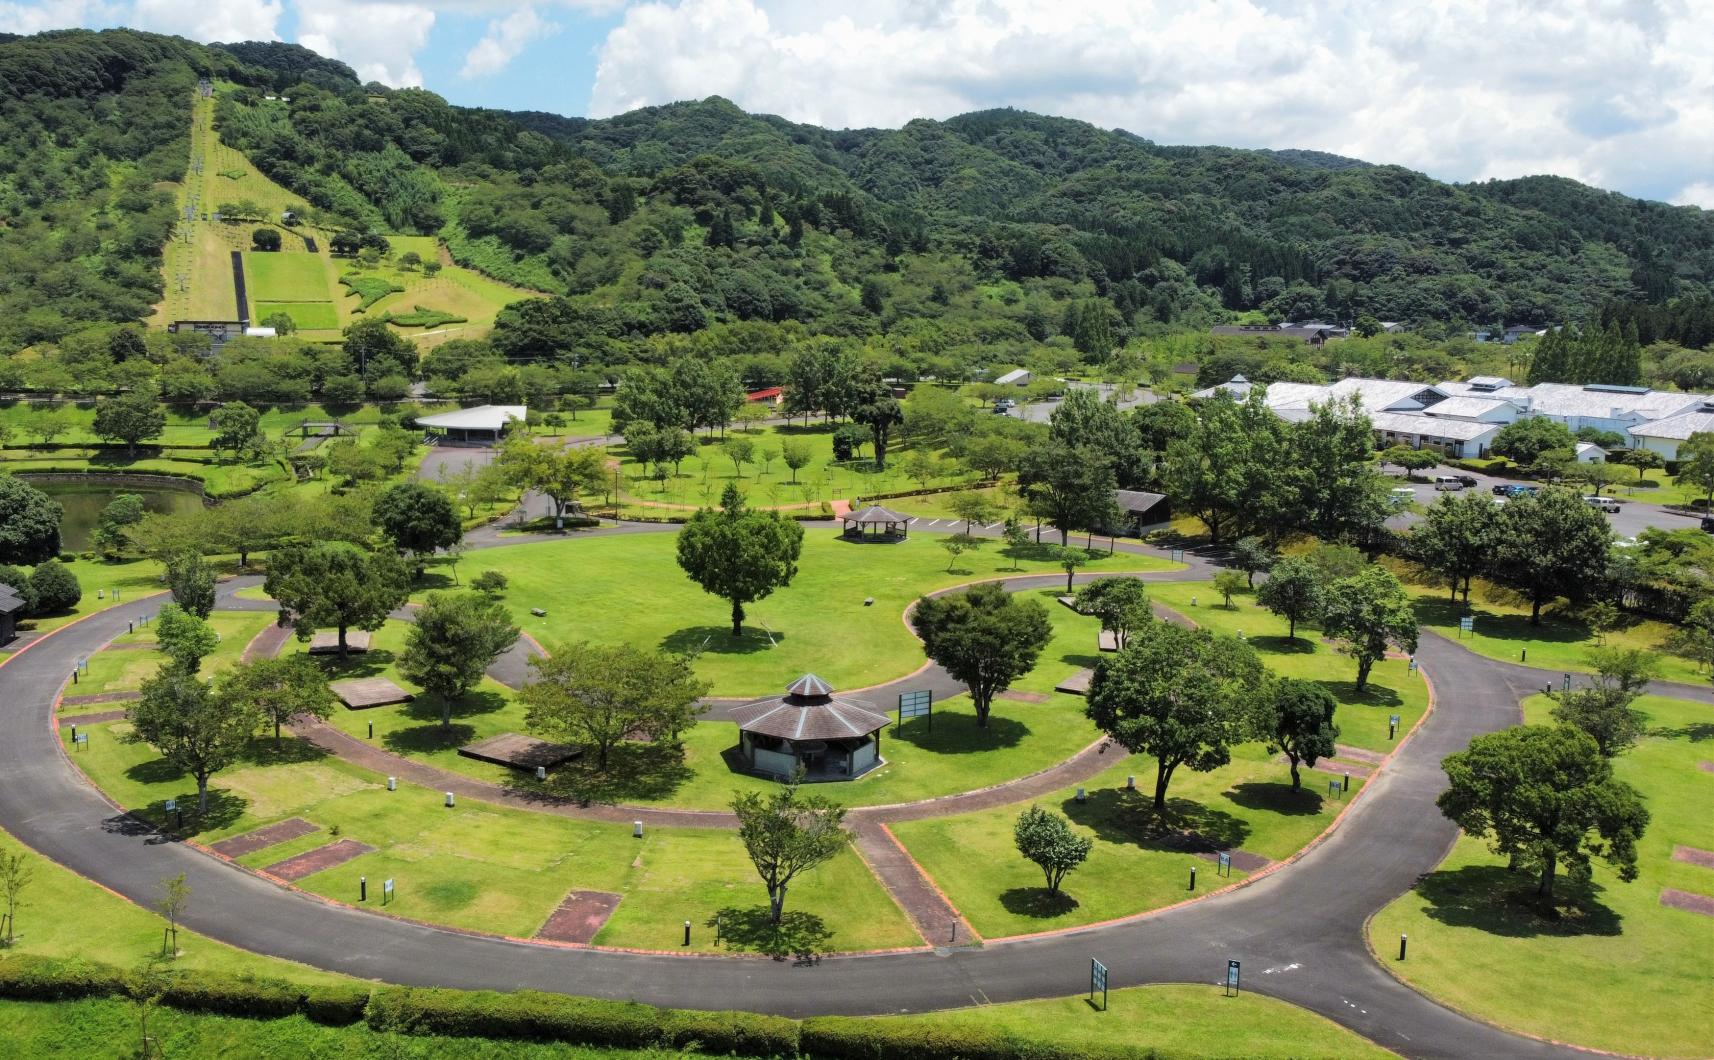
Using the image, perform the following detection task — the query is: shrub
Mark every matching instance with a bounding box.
[300,982,372,1026]
[801,1017,1136,1059]
[471,569,507,597]
[660,1009,797,1056]
[29,559,81,612]
[162,971,301,1017]
[0,955,125,1000]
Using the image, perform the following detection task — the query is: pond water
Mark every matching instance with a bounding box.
[29,481,206,552]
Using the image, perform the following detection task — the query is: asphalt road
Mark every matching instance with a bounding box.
[1387,462,1701,539]
[0,528,1609,1058]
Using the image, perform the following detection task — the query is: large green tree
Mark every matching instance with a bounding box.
[1254,679,1339,790]
[398,590,520,729]
[1013,805,1092,895]
[1255,555,1323,639]
[264,543,411,657]
[164,551,216,619]
[373,481,463,578]
[1084,622,1265,811]
[521,642,709,770]
[1017,442,1119,545]
[1489,488,1612,624]
[210,401,265,461]
[131,666,257,813]
[155,603,218,674]
[1289,395,1389,543]
[1491,418,1577,466]
[1161,390,1289,545]
[676,484,804,637]
[499,437,610,530]
[1048,389,1145,487]
[219,654,337,745]
[0,476,61,565]
[1319,566,1419,691]
[1676,432,1714,506]
[91,393,164,456]
[1412,491,1498,602]
[913,582,1053,728]
[1438,725,1649,903]
[1073,576,1152,650]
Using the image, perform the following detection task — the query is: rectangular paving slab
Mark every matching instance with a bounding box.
[1671,846,1714,870]
[1660,888,1714,917]
[331,678,412,709]
[535,890,622,944]
[1054,669,1093,696]
[209,818,318,859]
[263,839,375,881]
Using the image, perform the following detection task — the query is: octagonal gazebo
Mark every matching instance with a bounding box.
[729,674,891,781]
[842,504,909,540]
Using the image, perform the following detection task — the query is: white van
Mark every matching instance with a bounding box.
[1433,475,1465,491]
[1389,488,1415,509]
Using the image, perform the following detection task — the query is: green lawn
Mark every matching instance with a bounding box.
[243,251,333,304]
[65,717,918,954]
[1148,581,1430,753]
[66,611,270,701]
[0,983,1393,1059]
[306,601,1109,811]
[13,556,166,637]
[615,421,978,512]
[894,751,1360,939]
[1369,694,1714,1057]
[1404,580,1704,686]
[449,531,1176,697]
[256,300,339,330]
[0,828,349,984]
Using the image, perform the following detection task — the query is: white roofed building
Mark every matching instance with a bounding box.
[416,405,527,445]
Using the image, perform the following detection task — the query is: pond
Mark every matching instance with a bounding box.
[29,480,206,552]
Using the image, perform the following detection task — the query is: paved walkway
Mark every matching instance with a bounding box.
[0,533,1597,1057]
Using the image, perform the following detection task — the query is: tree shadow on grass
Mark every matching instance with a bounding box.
[399,688,507,727]
[1414,864,1622,937]
[1251,635,1314,655]
[312,648,396,680]
[1316,679,1403,709]
[999,887,1080,918]
[1649,722,1714,742]
[707,906,833,962]
[892,712,1029,754]
[382,722,476,755]
[659,626,785,657]
[241,735,329,767]
[1061,789,1249,853]
[1224,780,1325,816]
[521,740,695,805]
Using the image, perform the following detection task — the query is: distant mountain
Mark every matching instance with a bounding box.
[2,28,1710,356]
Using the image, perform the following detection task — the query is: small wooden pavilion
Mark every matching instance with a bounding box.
[728,674,891,781]
[841,504,910,541]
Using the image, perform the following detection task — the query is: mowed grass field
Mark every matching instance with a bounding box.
[1369,694,1714,1057]
[245,251,334,305]
[456,530,1176,696]
[255,300,339,330]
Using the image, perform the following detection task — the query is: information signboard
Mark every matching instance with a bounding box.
[1090,958,1108,1011]
[899,690,933,731]
[1226,959,1241,995]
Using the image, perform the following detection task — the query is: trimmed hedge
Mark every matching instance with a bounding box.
[0,955,125,1000]
[801,1016,1149,1059]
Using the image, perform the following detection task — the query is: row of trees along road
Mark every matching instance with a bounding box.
[1410,487,1612,623]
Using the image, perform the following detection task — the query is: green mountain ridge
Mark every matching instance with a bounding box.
[2,28,1710,358]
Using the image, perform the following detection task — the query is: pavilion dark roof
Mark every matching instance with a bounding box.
[846,504,909,525]
[729,673,891,742]
[0,583,23,615]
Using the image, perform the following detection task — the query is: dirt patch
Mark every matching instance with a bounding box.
[263,838,375,881]
[1334,744,1386,765]
[60,710,129,726]
[1660,888,1714,917]
[1191,848,1273,872]
[1700,761,1714,774]
[535,890,622,944]
[61,691,141,707]
[1671,846,1714,870]
[209,818,318,858]
[996,690,1050,704]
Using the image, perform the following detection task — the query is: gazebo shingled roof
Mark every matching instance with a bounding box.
[846,504,909,525]
[728,673,891,743]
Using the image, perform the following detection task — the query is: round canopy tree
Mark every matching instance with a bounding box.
[0,476,62,565]
[373,481,463,578]
[676,484,803,637]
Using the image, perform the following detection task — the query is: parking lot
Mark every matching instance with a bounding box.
[1389,463,1702,539]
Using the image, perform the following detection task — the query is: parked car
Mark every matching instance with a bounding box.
[1389,488,1415,509]
[1452,473,1478,487]
[1491,483,1512,496]
[992,399,1016,414]
[1500,484,1540,498]
[1433,475,1465,491]
[1583,495,1620,513]
[1702,514,1714,534]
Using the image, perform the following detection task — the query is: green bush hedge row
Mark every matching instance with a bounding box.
[0,954,1151,1058]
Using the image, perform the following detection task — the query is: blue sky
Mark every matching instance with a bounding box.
[4,0,1711,208]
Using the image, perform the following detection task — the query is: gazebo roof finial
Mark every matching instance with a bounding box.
[787,673,833,698]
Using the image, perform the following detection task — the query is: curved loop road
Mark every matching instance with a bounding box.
[2,522,1664,1059]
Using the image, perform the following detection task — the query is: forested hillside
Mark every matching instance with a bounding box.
[3,28,1712,367]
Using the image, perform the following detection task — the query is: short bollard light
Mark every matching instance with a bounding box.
[367,721,374,739]
[1189,864,1197,890]
[1075,787,1086,803]
[444,791,455,808]
[69,724,77,744]
[535,766,546,781]
[1521,647,1528,662]
[1126,775,1135,790]
[683,920,691,946]
[97,589,104,600]
[360,876,367,902]
[387,776,396,791]
[1399,933,1408,960]
[1343,772,1350,793]
[634,820,644,839]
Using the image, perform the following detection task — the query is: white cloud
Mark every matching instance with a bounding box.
[297,0,436,86]
[1675,183,1714,211]
[460,5,557,78]
[0,0,123,34]
[590,0,1714,204]
[129,0,282,40]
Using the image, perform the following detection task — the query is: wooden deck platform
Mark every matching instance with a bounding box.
[457,732,581,771]
[330,677,411,709]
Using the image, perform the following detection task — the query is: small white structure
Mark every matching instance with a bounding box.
[1574,442,1607,464]
[416,404,526,445]
[243,326,278,338]
[994,368,1032,386]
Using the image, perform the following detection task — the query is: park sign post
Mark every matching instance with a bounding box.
[899,690,932,732]
[1090,957,1108,1011]
[1225,959,1241,996]
[1459,615,1474,637]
